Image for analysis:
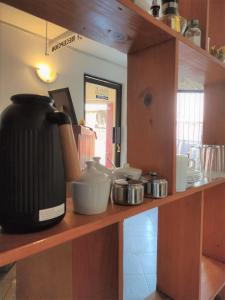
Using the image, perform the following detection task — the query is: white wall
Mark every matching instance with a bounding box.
[0,22,127,163]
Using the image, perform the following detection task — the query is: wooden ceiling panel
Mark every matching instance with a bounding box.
[1,0,173,53]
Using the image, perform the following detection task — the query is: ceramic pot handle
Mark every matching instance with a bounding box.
[47,112,81,181]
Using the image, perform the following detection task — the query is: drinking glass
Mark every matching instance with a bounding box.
[176,155,195,192]
[189,145,203,172]
[211,145,224,178]
[203,145,225,180]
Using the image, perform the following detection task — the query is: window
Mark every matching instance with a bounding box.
[177,91,204,155]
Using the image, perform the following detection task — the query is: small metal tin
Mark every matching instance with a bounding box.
[112,179,144,206]
[151,178,168,198]
[141,172,157,198]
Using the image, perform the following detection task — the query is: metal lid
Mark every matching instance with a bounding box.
[141,172,157,182]
[162,0,178,4]
[162,0,179,15]
[152,0,159,5]
[127,179,143,186]
[114,179,143,186]
[140,176,149,183]
[114,179,128,186]
[190,19,200,27]
[149,171,157,176]
[152,178,168,184]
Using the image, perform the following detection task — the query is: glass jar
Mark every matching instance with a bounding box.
[161,0,187,34]
[185,19,202,47]
[151,0,160,18]
[162,13,181,32]
[161,0,180,32]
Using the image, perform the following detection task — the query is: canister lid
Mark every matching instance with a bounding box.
[162,0,179,15]
[149,171,157,177]
[127,179,143,186]
[152,178,168,184]
[114,179,128,185]
[114,179,143,186]
[190,19,200,27]
[141,172,157,181]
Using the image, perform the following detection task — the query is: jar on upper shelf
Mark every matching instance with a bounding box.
[185,19,202,47]
[161,0,187,34]
[150,0,160,18]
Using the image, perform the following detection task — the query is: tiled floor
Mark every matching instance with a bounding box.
[0,265,16,300]
[123,208,158,300]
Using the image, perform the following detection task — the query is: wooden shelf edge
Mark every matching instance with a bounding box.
[179,40,225,86]
[0,178,225,267]
[179,36,225,71]
[201,256,225,300]
[118,0,178,43]
[121,0,225,73]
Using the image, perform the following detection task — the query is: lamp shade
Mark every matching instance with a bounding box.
[36,63,57,83]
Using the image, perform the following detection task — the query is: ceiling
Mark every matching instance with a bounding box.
[0,3,203,90]
[0,3,127,67]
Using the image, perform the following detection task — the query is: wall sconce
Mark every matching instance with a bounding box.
[36,63,57,83]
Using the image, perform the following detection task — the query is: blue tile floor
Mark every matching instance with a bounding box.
[123,208,158,300]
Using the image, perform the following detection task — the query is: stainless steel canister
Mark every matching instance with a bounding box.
[141,172,157,198]
[151,178,168,198]
[112,179,144,205]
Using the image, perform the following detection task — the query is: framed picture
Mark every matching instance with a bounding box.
[48,87,78,125]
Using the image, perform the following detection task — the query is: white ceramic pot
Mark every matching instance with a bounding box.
[92,157,113,177]
[81,160,109,182]
[72,180,110,215]
[72,160,111,215]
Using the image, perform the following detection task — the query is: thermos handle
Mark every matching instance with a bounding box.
[47,112,81,181]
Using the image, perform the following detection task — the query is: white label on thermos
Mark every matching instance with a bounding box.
[39,203,65,222]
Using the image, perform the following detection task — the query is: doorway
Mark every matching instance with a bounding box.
[84,74,122,167]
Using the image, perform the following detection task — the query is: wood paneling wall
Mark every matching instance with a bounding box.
[203,83,225,145]
[127,39,178,194]
[203,185,225,262]
[157,192,203,300]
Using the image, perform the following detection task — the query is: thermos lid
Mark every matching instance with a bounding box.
[11,94,53,105]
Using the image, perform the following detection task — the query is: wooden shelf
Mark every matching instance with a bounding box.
[1,0,174,53]
[0,1,225,299]
[201,256,225,300]
[150,256,225,300]
[0,178,224,268]
[3,0,225,86]
[179,40,225,86]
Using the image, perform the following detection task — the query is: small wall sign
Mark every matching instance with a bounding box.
[49,32,82,54]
